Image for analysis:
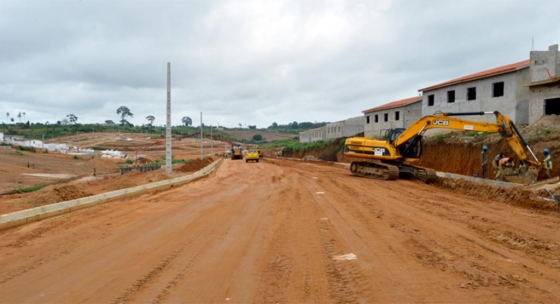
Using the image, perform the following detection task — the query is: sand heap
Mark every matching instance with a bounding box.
[520,114,560,141]
[177,157,215,173]
[91,157,120,172]
[102,170,142,191]
[15,184,93,208]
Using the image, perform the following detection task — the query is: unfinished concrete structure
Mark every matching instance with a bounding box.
[299,127,326,143]
[362,96,422,138]
[299,116,364,143]
[528,44,560,124]
[418,60,531,125]
[325,116,364,140]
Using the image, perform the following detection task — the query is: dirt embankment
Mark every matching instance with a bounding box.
[418,115,560,179]
[282,115,560,181]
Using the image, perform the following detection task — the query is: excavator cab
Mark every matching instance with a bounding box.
[384,128,423,159]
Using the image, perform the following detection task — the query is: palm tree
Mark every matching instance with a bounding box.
[182,116,192,127]
[5,112,9,124]
[22,112,26,122]
[146,115,155,126]
[17,112,21,123]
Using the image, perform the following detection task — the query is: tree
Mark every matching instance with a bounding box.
[182,116,192,127]
[67,114,78,124]
[146,115,155,126]
[17,112,21,123]
[61,118,70,125]
[272,122,278,129]
[248,125,257,130]
[10,118,14,122]
[252,134,263,141]
[238,123,242,128]
[5,112,8,124]
[116,106,134,126]
[22,112,25,122]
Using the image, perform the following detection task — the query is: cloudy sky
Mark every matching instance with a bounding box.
[0,0,558,128]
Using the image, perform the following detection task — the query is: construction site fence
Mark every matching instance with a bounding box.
[120,165,162,175]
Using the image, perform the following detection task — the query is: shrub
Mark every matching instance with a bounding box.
[16,185,43,193]
[73,155,80,160]
[18,145,36,153]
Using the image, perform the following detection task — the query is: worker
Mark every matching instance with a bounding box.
[496,157,514,181]
[492,152,504,176]
[543,148,553,178]
[480,146,488,178]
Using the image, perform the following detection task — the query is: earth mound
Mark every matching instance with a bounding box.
[177,157,215,173]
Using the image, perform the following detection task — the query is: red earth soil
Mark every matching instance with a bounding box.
[0,158,559,303]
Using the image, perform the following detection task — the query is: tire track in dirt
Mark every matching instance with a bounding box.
[318,164,560,302]
[255,171,332,303]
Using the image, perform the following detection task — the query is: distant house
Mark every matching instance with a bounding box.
[527,44,560,123]
[418,60,531,125]
[299,127,326,143]
[325,116,364,140]
[0,132,4,143]
[362,96,423,138]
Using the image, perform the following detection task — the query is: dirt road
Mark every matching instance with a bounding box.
[1,158,559,303]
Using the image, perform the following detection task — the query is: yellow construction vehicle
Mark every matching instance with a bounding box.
[344,111,541,183]
[231,146,243,160]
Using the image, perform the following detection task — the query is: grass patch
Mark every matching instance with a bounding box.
[434,133,453,141]
[16,185,43,193]
[14,151,24,156]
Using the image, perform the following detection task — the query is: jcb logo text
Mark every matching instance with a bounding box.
[433,120,449,126]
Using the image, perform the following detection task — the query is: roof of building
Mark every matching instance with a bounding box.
[418,59,530,92]
[363,96,422,113]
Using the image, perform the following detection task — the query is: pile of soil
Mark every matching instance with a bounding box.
[103,178,137,191]
[91,157,120,171]
[177,157,215,173]
[519,114,560,141]
[13,184,93,208]
[434,177,557,211]
[146,173,173,183]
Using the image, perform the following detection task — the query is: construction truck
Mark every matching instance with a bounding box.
[231,146,243,160]
[344,111,541,183]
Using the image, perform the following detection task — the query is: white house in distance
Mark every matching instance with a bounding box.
[362,96,422,138]
[325,116,364,140]
[418,60,531,125]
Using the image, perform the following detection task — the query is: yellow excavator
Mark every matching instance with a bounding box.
[344,111,541,183]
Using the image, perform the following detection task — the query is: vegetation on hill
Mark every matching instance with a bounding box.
[0,120,324,144]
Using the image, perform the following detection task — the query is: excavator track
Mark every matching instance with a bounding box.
[350,161,400,180]
[402,164,438,183]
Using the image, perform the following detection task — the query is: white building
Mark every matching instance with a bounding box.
[325,116,364,140]
[362,96,423,138]
[418,60,530,125]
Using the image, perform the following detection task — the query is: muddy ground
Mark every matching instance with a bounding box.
[0,158,559,303]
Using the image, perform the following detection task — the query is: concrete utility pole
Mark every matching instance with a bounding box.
[200,112,203,159]
[165,62,172,173]
[210,125,213,156]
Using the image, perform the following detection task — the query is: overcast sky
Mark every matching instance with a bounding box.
[0,0,558,128]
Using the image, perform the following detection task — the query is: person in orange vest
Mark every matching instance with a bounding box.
[495,157,514,181]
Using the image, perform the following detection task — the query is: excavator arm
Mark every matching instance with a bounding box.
[392,111,540,167]
[344,111,541,182]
